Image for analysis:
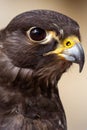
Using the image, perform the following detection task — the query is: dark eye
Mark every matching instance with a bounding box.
[28,27,46,42]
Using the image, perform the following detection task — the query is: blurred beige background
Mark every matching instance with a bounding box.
[0,0,87,130]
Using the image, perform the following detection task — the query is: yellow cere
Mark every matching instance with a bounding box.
[63,36,80,49]
[44,35,80,56]
[53,36,80,54]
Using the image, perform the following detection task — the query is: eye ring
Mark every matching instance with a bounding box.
[27,27,47,43]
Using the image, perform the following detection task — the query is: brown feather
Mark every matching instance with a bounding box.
[0,10,80,130]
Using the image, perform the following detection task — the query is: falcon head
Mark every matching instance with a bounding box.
[0,10,85,83]
[0,10,85,130]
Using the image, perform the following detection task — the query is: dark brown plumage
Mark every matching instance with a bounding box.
[0,10,84,130]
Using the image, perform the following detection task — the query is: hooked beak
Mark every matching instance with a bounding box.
[44,35,85,72]
[58,43,85,72]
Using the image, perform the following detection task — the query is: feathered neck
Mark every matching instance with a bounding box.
[0,51,71,97]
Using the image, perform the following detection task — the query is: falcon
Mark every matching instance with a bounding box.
[0,10,85,130]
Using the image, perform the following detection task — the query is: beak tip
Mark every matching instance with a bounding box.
[79,59,85,73]
[79,66,83,73]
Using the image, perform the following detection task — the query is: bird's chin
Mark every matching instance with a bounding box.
[33,56,72,84]
[54,60,72,83]
[57,60,72,73]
